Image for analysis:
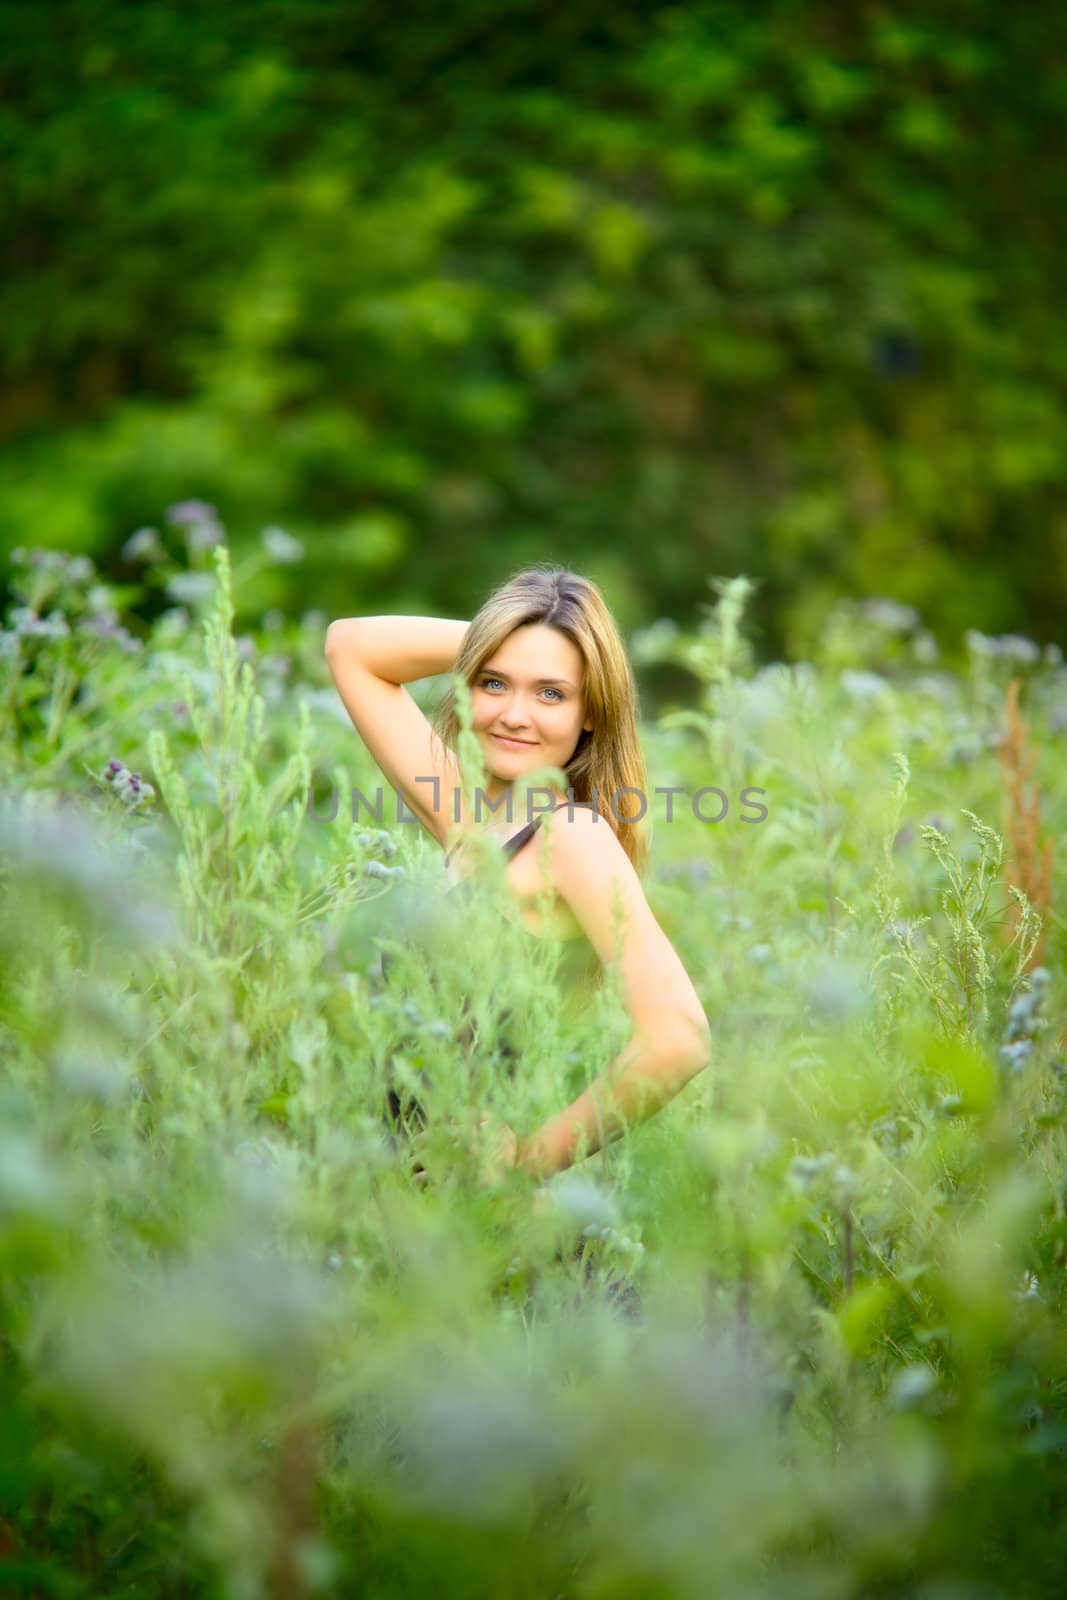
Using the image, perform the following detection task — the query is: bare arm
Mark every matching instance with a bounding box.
[324,615,470,684]
[514,808,711,1180]
[323,615,470,842]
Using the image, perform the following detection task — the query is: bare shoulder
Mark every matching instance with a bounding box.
[544,800,630,856]
[539,804,650,957]
[540,801,711,1066]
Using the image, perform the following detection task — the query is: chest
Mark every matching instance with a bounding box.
[444,827,584,941]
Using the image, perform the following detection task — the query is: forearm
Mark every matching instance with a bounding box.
[324,614,469,685]
[516,1026,711,1181]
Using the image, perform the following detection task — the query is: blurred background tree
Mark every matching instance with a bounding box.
[2,0,1065,656]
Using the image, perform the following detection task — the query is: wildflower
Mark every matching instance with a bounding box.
[154,606,191,638]
[11,608,70,641]
[122,526,165,563]
[999,1040,1033,1075]
[186,520,225,554]
[630,617,680,665]
[67,556,95,584]
[831,1164,859,1206]
[259,653,291,680]
[863,599,919,633]
[549,1174,621,1232]
[997,634,1041,666]
[164,572,215,606]
[100,760,155,808]
[890,1366,937,1410]
[54,1047,130,1103]
[261,525,305,565]
[165,500,225,553]
[165,499,219,526]
[804,955,871,1023]
[787,1155,823,1185]
[840,668,891,705]
[966,629,1041,666]
[78,614,142,653]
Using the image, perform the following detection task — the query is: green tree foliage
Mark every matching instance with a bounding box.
[2,2,1066,649]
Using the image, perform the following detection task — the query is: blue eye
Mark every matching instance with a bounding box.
[479,676,563,702]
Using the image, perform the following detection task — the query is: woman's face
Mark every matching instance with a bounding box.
[471,623,592,800]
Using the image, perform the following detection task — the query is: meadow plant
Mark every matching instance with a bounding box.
[1,533,1066,1598]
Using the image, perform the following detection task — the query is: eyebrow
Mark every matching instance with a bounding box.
[480,667,578,689]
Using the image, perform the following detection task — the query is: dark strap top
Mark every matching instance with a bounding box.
[444,800,594,870]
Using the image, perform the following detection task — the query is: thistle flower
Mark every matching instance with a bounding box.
[99,759,156,809]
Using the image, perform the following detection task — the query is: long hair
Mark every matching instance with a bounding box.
[430,564,650,877]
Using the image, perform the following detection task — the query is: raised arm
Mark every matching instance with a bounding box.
[324,615,469,843]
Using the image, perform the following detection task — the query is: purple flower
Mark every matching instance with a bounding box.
[165,500,219,527]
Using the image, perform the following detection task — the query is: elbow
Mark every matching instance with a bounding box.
[659,1013,712,1086]
[324,618,359,659]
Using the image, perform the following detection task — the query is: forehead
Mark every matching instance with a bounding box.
[486,624,584,683]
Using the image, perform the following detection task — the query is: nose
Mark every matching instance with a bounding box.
[499,692,534,731]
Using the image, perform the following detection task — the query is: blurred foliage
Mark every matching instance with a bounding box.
[2,1,1066,653]
[2,540,1067,1594]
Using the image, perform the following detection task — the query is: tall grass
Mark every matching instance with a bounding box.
[1,543,1065,1598]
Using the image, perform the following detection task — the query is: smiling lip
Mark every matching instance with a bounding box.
[492,734,537,747]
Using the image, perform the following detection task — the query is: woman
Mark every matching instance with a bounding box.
[324,564,711,1183]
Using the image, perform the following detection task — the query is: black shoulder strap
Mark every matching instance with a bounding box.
[502,799,595,859]
[450,799,596,865]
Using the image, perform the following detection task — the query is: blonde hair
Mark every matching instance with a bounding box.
[431,564,650,877]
